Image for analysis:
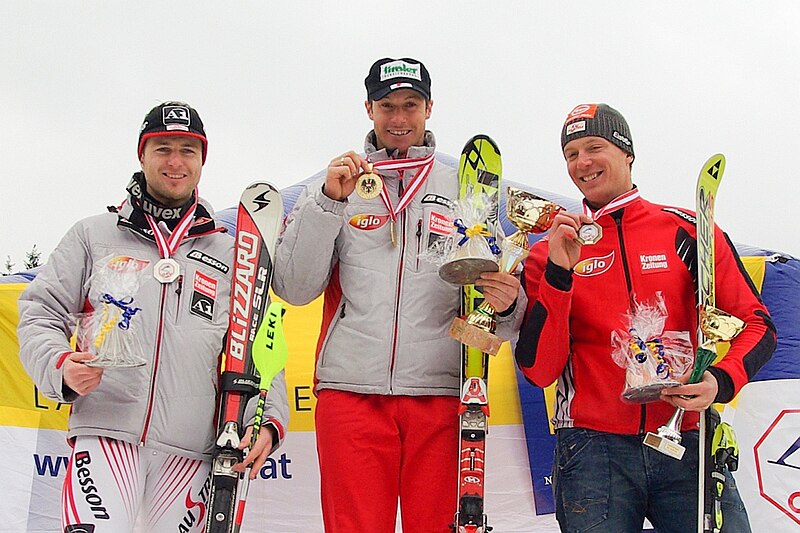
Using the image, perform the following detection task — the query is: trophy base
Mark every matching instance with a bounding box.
[621,381,681,403]
[450,317,502,355]
[85,356,147,368]
[439,258,498,285]
[643,431,686,460]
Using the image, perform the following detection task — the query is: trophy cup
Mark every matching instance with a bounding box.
[437,195,501,285]
[450,188,563,354]
[75,255,148,368]
[612,293,694,404]
[643,306,744,459]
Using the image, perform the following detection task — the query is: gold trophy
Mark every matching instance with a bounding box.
[450,188,563,354]
[643,307,744,459]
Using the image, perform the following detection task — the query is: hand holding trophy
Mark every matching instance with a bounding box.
[449,187,563,354]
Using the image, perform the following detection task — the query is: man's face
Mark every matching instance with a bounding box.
[563,136,633,208]
[365,89,432,157]
[139,136,203,207]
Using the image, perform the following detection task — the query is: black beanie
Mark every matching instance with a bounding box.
[561,103,634,160]
[138,101,208,163]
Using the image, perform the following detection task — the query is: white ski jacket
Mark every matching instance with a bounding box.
[272,133,525,396]
[18,194,289,460]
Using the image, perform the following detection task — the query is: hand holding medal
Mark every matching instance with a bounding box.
[326,151,436,246]
[324,151,371,202]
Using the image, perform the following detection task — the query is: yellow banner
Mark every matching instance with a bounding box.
[0,285,71,429]
[1,286,523,434]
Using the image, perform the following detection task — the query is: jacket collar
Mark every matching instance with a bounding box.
[582,186,641,220]
[363,130,436,162]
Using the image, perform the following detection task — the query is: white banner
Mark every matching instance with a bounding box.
[731,379,800,531]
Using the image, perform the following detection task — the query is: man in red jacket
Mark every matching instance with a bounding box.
[516,103,776,532]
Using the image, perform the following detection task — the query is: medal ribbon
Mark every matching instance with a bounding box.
[372,153,436,222]
[144,190,199,261]
[582,188,640,219]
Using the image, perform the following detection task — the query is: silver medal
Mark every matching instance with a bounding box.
[154,258,180,283]
[576,222,603,245]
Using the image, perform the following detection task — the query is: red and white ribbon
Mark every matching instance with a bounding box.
[582,188,640,220]
[144,191,199,259]
[372,153,436,221]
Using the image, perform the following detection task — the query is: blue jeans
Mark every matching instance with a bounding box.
[552,428,751,533]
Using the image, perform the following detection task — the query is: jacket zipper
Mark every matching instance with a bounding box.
[175,274,183,315]
[388,172,407,393]
[613,211,647,434]
[140,282,167,445]
[415,218,423,270]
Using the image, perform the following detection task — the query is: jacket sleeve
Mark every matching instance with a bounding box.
[17,222,92,403]
[271,178,346,306]
[243,368,290,453]
[514,240,573,387]
[706,229,777,403]
[494,272,528,341]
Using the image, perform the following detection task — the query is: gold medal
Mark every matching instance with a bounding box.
[356,164,383,200]
[576,222,602,245]
[390,219,397,246]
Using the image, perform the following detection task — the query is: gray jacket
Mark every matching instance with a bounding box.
[272,133,525,396]
[18,195,289,460]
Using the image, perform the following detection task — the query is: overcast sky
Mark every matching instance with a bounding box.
[2,1,798,270]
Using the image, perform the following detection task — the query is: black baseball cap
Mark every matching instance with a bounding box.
[138,101,208,163]
[365,57,431,101]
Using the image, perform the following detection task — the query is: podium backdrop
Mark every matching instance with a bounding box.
[2,165,799,532]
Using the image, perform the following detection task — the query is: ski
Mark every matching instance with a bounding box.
[452,135,501,533]
[696,154,724,533]
[206,182,283,533]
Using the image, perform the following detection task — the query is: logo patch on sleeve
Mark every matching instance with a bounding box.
[349,214,390,230]
[429,211,452,236]
[639,251,670,274]
[574,251,615,277]
[190,271,217,321]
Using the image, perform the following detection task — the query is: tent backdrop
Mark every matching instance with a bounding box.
[1,154,799,532]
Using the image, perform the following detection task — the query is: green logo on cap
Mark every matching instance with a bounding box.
[380,60,422,82]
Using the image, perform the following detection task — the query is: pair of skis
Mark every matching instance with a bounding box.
[452,135,502,533]
[206,183,287,533]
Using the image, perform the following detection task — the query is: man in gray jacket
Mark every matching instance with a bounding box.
[272,58,525,533]
[17,101,288,532]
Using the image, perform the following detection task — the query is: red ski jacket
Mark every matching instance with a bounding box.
[516,190,776,435]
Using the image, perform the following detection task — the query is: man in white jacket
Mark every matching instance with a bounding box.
[273,58,525,533]
[18,101,288,532]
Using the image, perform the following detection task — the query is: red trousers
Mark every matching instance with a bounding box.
[315,389,460,533]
